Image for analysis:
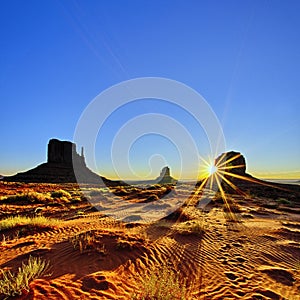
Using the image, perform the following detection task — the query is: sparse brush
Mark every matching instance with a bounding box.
[132,264,189,300]
[113,187,129,196]
[0,192,51,204]
[276,198,291,205]
[145,194,159,202]
[176,220,205,236]
[70,231,106,254]
[0,216,60,231]
[70,232,95,253]
[51,189,71,202]
[0,256,50,297]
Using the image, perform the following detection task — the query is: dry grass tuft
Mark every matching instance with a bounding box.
[50,189,72,202]
[70,231,107,254]
[0,192,51,204]
[175,220,205,236]
[0,216,60,231]
[0,256,50,297]
[132,264,189,300]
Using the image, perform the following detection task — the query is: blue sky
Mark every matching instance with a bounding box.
[1,0,299,179]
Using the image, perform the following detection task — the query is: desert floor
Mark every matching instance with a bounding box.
[0,182,300,299]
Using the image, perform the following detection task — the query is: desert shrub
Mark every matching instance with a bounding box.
[70,231,95,253]
[145,194,159,202]
[132,264,189,300]
[0,216,59,231]
[70,231,107,254]
[276,198,291,205]
[113,187,128,196]
[0,192,51,204]
[70,197,82,204]
[50,189,71,202]
[147,184,163,190]
[175,220,205,236]
[0,256,50,297]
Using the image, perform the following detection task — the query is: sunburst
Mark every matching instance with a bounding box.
[189,152,289,222]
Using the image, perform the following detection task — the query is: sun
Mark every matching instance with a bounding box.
[207,164,217,176]
[198,156,219,179]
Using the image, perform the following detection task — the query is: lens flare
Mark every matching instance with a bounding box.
[208,164,217,175]
[188,152,289,223]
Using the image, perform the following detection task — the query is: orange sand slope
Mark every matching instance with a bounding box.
[0,182,300,299]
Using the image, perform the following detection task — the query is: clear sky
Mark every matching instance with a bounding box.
[1,0,299,179]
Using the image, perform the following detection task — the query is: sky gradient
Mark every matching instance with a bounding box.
[1,0,299,179]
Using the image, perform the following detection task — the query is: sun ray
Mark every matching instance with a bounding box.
[217,164,245,170]
[214,171,237,222]
[195,176,209,195]
[214,152,227,166]
[217,172,247,196]
[198,154,214,168]
[188,176,209,206]
[221,171,291,192]
[216,153,242,168]
[194,151,295,224]
[209,172,214,190]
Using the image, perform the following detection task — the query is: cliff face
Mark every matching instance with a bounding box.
[214,151,247,176]
[3,139,113,184]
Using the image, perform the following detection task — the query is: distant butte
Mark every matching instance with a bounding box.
[212,151,300,200]
[3,139,122,185]
[155,166,177,184]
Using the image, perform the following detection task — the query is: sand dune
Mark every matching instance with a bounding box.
[0,182,300,299]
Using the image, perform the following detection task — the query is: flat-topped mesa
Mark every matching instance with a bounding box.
[215,151,246,176]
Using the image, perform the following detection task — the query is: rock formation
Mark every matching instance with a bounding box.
[211,151,300,200]
[155,166,177,184]
[3,139,120,185]
[214,151,247,176]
